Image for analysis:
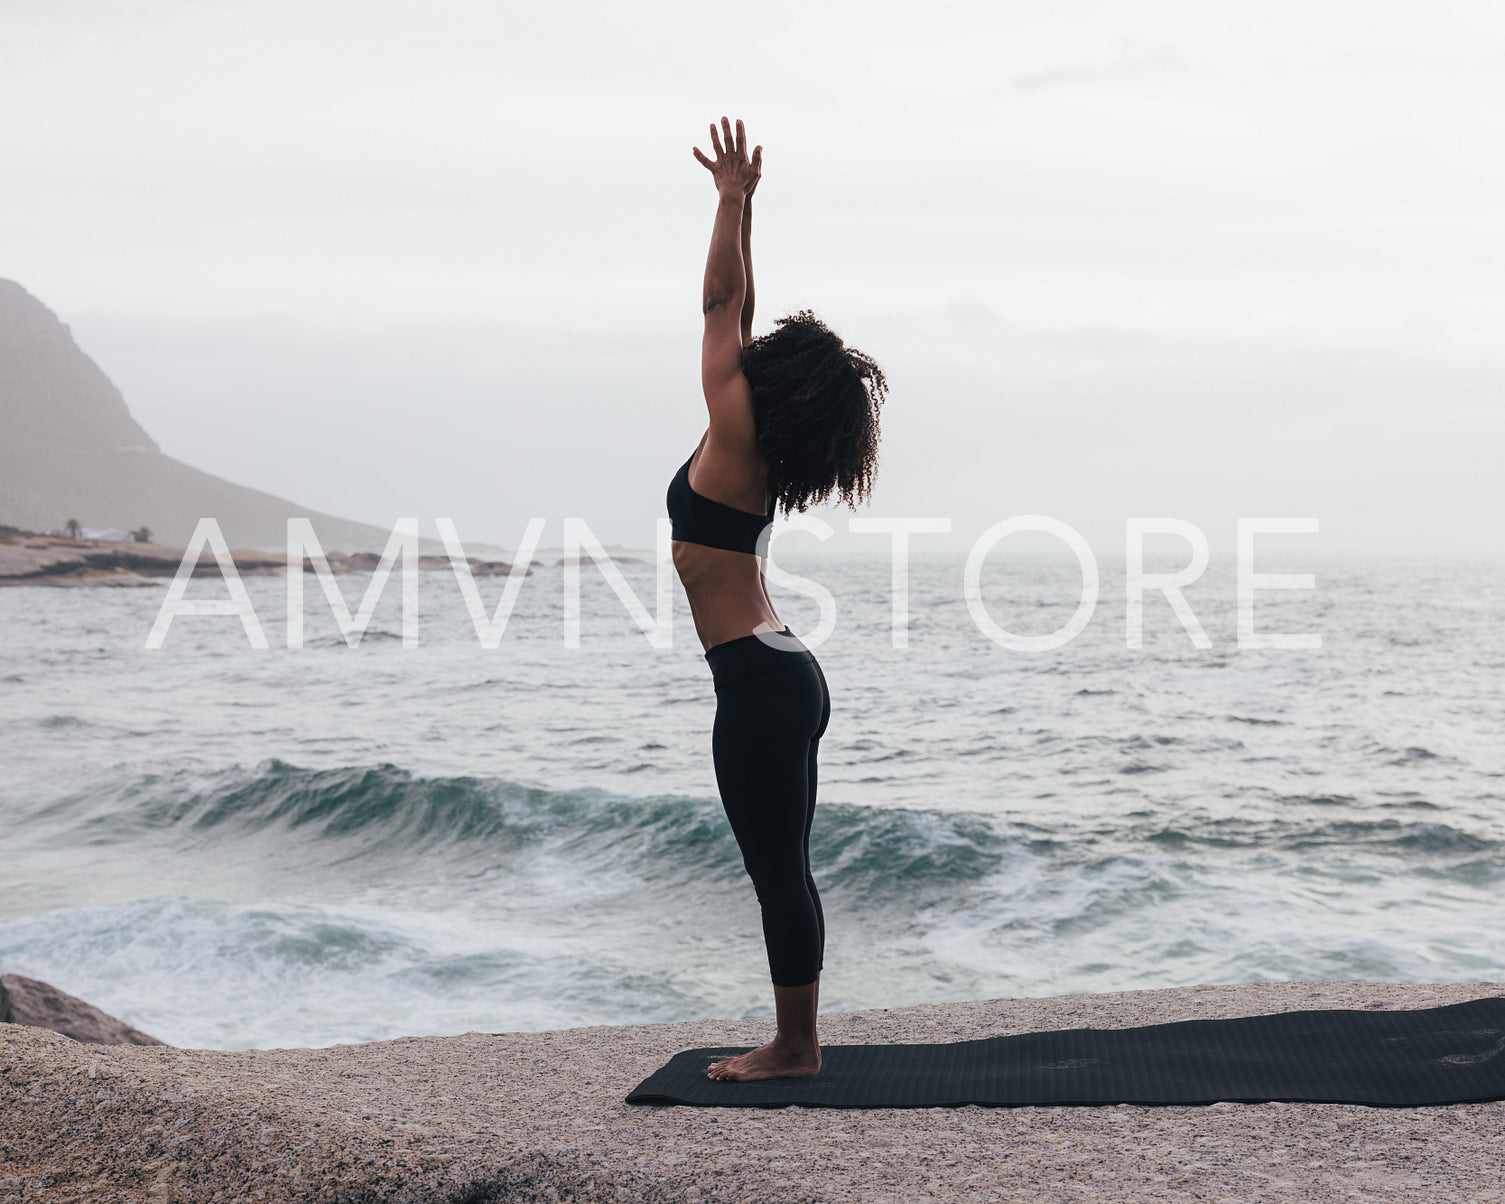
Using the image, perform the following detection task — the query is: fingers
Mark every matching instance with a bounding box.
[751,144,762,173]
[704,116,755,166]
[692,146,714,170]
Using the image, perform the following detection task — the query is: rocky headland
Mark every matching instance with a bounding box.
[0,278,423,552]
[3,978,1502,1203]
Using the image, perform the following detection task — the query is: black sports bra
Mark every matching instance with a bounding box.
[667,448,775,555]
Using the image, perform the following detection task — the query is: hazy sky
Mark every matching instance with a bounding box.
[4,0,1502,554]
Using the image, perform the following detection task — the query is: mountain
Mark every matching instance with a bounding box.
[0,279,411,551]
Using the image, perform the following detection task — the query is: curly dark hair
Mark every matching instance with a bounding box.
[740,310,886,515]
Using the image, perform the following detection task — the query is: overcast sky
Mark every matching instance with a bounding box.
[4,0,1502,555]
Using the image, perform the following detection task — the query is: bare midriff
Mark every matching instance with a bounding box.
[672,431,783,653]
[672,541,782,653]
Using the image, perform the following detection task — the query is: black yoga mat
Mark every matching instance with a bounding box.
[626,997,1505,1109]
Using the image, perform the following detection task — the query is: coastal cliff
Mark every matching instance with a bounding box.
[3,980,1501,1203]
[0,280,417,552]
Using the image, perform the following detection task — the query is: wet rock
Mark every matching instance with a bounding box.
[0,974,166,1047]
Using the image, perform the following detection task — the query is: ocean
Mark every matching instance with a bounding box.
[2,549,1502,1050]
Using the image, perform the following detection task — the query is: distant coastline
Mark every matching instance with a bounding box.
[0,525,650,587]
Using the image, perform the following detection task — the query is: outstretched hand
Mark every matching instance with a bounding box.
[693,116,762,199]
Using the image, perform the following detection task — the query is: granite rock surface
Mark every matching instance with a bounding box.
[2,979,1502,1203]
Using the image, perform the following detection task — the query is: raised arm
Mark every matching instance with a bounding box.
[740,193,755,346]
[701,186,746,320]
[692,117,762,442]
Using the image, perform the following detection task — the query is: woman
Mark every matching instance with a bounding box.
[669,116,886,1082]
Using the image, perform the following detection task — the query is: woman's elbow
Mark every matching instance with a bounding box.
[703,287,746,317]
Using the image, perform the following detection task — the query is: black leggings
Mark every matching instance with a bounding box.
[706,626,831,988]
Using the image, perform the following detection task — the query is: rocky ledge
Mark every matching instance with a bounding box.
[2,979,1502,1203]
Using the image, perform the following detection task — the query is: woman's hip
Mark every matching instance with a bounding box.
[705,626,820,691]
[707,628,828,732]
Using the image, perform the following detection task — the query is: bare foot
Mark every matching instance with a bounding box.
[706,1038,820,1082]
